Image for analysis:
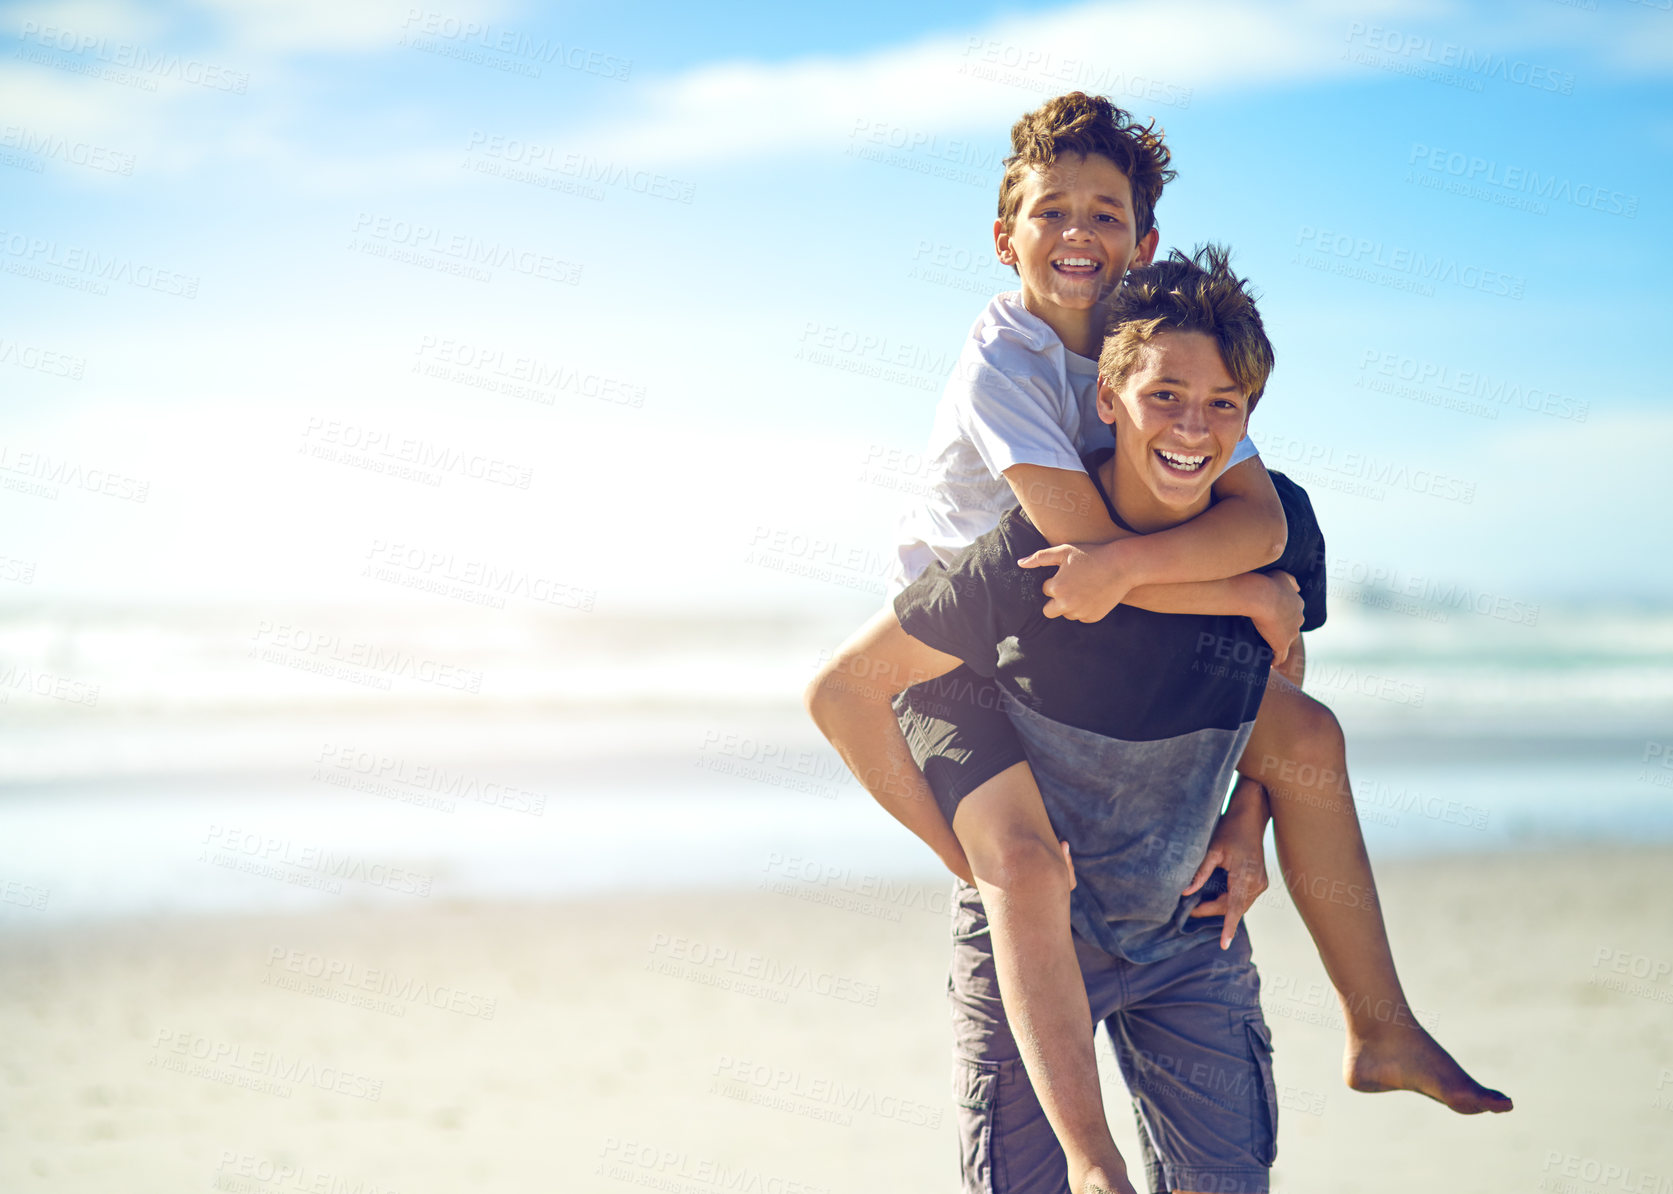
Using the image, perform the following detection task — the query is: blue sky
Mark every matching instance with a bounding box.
[3,0,1671,618]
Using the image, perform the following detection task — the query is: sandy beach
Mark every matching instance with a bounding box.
[3,845,1670,1194]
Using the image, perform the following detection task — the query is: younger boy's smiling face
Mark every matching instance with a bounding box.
[1096,329,1250,532]
[994,153,1159,327]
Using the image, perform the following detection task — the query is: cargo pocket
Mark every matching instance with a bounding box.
[953,1057,1001,1194]
[1242,1014,1279,1167]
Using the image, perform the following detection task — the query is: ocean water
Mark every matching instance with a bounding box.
[1,598,1668,925]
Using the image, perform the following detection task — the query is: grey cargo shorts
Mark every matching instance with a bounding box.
[948,883,1279,1194]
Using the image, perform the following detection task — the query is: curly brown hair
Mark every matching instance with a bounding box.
[997,91,1175,239]
[1098,244,1275,409]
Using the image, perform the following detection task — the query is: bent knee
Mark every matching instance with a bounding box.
[1274,686,1344,765]
[966,832,1068,894]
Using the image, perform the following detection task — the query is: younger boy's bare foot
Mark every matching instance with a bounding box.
[1345,1023,1513,1114]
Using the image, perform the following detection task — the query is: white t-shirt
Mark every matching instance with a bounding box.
[888,291,1259,595]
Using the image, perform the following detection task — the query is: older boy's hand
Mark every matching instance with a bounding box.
[1018,541,1129,622]
[1250,570,1303,666]
[1183,796,1270,950]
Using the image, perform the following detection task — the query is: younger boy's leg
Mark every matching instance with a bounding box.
[953,763,1134,1194]
[898,669,1135,1192]
[1240,674,1512,1114]
[949,876,1141,1194]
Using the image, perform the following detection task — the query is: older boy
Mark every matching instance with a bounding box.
[814,248,1300,1192]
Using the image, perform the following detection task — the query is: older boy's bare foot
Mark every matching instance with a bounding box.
[1345,1023,1512,1114]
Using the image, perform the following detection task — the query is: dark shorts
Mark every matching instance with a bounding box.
[949,884,1278,1194]
[894,665,1028,825]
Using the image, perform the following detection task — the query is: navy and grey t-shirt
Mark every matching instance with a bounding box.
[893,449,1327,963]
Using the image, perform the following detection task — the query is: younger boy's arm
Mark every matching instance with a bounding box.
[1003,457,1301,660]
[804,609,972,882]
[1006,454,1287,621]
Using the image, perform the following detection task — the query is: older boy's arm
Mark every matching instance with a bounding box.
[804,609,972,881]
[1002,460,1303,661]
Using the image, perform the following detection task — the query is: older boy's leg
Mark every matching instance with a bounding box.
[1241,675,1512,1114]
[953,762,1136,1194]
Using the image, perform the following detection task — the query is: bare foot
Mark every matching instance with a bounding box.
[1345,1023,1513,1114]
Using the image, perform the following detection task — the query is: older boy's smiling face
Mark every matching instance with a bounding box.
[1096,329,1251,532]
[994,153,1158,325]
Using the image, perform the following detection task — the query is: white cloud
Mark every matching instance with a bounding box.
[559,0,1437,164]
[189,0,512,54]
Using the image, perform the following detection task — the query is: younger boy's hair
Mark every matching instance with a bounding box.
[1098,244,1275,409]
[998,91,1175,239]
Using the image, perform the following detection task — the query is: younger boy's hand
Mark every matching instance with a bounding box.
[1019,542,1129,622]
[1251,571,1303,666]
